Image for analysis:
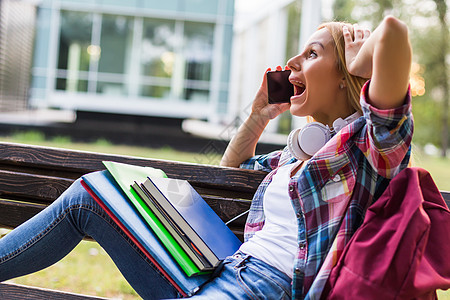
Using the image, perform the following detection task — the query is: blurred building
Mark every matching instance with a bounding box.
[29,0,234,123]
[230,0,321,132]
[184,0,299,144]
[185,0,320,144]
[0,0,322,150]
[0,0,36,112]
[228,0,297,138]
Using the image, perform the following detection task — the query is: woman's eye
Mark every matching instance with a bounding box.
[308,50,317,58]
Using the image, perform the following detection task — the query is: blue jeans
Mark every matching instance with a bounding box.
[190,252,292,300]
[0,179,292,299]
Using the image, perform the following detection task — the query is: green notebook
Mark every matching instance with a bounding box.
[102,161,202,277]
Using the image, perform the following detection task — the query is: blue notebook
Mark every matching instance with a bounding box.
[81,170,211,297]
[141,176,243,267]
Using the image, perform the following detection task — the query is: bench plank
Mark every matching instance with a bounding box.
[0,142,267,195]
[0,282,107,300]
[0,197,249,237]
[0,200,45,229]
[442,191,450,209]
[0,170,73,203]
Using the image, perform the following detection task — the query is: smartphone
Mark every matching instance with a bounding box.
[266,70,294,104]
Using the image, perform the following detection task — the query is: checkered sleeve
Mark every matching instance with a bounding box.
[359,80,413,179]
[239,150,283,172]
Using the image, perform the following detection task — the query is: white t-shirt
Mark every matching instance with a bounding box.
[239,163,299,278]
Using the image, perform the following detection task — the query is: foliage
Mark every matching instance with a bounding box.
[412,97,442,147]
[333,0,450,154]
[332,0,357,22]
[285,1,302,59]
[408,3,450,150]
[432,0,449,156]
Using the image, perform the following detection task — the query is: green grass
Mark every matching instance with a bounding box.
[1,130,222,165]
[439,290,450,300]
[1,131,449,298]
[6,239,139,299]
[412,148,450,191]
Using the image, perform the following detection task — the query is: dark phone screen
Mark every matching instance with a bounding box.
[266,70,294,104]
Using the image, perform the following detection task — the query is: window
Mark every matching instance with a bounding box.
[56,11,93,92]
[141,19,176,78]
[183,22,213,82]
[55,11,215,102]
[98,15,133,74]
[97,15,134,95]
[139,19,176,98]
[181,22,214,101]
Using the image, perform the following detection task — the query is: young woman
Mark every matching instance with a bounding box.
[0,16,413,299]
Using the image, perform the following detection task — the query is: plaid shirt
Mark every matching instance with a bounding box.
[240,81,413,299]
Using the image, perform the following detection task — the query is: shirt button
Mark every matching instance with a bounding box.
[289,185,295,192]
[299,242,306,250]
[295,268,301,274]
[332,174,341,182]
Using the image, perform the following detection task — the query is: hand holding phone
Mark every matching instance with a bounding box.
[266,70,294,104]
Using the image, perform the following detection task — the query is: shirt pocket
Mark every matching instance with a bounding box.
[320,163,356,203]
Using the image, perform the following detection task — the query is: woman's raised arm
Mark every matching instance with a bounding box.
[344,16,412,109]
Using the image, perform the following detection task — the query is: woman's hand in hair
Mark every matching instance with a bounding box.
[344,16,412,109]
[343,24,372,79]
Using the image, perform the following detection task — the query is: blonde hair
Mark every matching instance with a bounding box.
[317,22,368,115]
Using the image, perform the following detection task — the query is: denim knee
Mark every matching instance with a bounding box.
[53,177,99,211]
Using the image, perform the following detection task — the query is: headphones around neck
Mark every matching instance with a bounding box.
[287,112,361,161]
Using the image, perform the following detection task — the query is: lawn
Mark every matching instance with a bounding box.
[1,131,449,299]
[411,147,450,191]
[3,235,140,299]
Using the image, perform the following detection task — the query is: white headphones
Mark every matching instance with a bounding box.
[287,112,361,161]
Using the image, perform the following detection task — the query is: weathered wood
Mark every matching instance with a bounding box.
[0,142,267,195]
[0,170,73,203]
[442,191,450,209]
[0,142,261,234]
[0,199,45,229]
[0,282,107,299]
[0,142,259,299]
[0,197,250,234]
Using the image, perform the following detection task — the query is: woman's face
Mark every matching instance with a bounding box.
[287,28,348,126]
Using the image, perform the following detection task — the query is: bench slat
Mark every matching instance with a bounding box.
[0,196,250,235]
[0,200,45,229]
[0,282,107,300]
[0,169,254,205]
[0,142,267,194]
[442,191,450,209]
[0,170,73,203]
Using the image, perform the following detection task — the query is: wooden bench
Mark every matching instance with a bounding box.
[0,141,267,299]
[0,141,448,299]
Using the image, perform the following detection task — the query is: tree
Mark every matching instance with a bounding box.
[410,26,443,148]
[432,0,449,157]
[332,0,356,22]
[333,0,450,156]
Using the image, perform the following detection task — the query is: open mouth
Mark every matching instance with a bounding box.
[293,83,306,97]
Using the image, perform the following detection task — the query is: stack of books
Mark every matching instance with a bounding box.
[80,161,242,297]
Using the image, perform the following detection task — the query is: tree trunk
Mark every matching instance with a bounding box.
[434,0,449,158]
